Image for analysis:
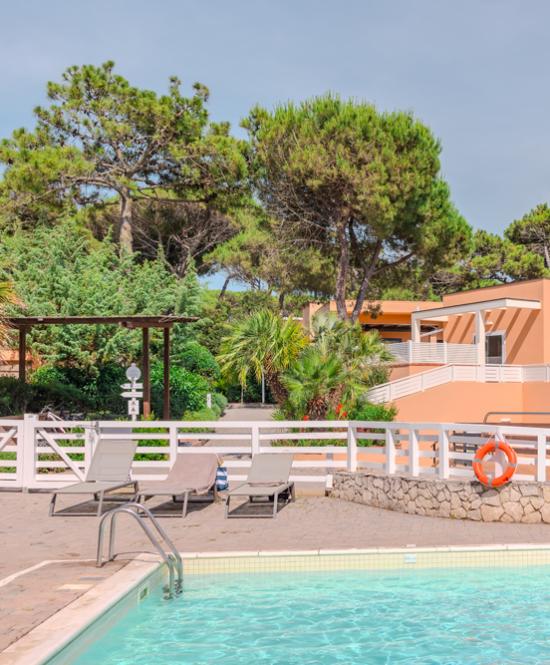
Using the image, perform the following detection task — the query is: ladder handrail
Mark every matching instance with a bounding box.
[96,502,183,598]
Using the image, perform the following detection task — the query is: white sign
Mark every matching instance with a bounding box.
[127,398,140,416]
[121,382,143,390]
[121,390,143,399]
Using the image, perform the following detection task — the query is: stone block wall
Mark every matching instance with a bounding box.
[331,471,550,523]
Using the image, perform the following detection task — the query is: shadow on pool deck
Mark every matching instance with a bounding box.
[2,490,550,654]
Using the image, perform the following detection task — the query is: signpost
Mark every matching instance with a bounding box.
[122,363,143,422]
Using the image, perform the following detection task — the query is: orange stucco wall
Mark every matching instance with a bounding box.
[393,381,550,424]
[441,279,548,364]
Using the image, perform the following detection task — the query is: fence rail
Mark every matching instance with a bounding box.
[1,416,550,490]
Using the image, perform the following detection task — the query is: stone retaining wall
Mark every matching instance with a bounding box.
[331,471,550,523]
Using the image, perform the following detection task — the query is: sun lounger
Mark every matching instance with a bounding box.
[49,439,138,516]
[136,453,219,517]
[225,453,295,518]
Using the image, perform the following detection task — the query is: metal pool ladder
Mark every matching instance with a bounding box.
[96,502,183,598]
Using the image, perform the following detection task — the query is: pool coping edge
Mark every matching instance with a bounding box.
[0,557,161,665]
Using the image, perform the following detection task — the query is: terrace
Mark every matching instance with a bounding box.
[3,411,550,659]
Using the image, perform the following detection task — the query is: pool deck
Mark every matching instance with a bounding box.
[2,490,550,656]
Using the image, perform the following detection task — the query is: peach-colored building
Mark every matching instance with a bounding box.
[305,279,550,424]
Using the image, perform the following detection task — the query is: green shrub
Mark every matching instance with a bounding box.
[29,363,126,416]
[0,376,91,416]
[271,401,395,447]
[211,392,228,416]
[349,402,396,422]
[175,341,220,381]
[182,407,219,421]
[151,363,209,416]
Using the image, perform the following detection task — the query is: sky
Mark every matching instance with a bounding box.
[1,0,549,256]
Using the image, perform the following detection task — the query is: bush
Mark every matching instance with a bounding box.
[182,407,219,421]
[211,392,228,416]
[349,402,396,422]
[30,363,126,416]
[0,376,91,416]
[151,363,209,417]
[175,341,220,381]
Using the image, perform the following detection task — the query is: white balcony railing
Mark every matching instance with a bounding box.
[386,341,477,365]
[368,363,550,404]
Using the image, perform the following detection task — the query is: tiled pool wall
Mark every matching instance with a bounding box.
[332,470,550,523]
[181,546,550,575]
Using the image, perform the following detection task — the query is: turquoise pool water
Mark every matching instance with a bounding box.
[70,566,550,664]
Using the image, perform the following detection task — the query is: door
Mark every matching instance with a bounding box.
[486,333,505,364]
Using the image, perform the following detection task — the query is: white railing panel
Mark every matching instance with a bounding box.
[5,417,550,490]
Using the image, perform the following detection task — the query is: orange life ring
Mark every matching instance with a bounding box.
[472,438,517,487]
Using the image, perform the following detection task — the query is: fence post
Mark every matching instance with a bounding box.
[251,425,260,457]
[169,424,178,465]
[537,433,546,482]
[409,428,419,477]
[347,424,357,472]
[438,427,450,479]
[21,414,38,491]
[385,428,396,475]
[83,421,98,477]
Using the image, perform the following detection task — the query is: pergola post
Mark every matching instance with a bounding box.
[18,326,28,383]
[163,327,170,420]
[142,327,151,418]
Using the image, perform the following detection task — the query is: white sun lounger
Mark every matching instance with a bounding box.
[225,453,295,518]
[49,439,138,516]
[136,453,219,517]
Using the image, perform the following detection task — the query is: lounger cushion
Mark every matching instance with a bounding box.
[137,454,218,496]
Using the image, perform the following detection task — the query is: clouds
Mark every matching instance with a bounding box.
[1,0,549,232]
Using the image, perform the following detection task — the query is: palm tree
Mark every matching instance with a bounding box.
[312,312,393,386]
[282,312,393,419]
[282,346,347,419]
[218,309,308,403]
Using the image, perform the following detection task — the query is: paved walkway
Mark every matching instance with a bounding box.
[206,403,275,446]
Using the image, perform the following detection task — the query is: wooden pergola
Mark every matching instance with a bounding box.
[6,315,197,420]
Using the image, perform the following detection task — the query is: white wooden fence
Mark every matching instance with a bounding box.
[386,341,477,364]
[1,416,550,490]
[368,363,550,403]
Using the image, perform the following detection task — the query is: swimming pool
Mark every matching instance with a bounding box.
[56,561,550,665]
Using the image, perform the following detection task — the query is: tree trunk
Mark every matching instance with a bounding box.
[118,193,134,254]
[544,243,550,269]
[278,291,286,313]
[266,370,288,404]
[218,275,232,300]
[335,220,350,320]
[307,396,328,420]
[350,241,382,323]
